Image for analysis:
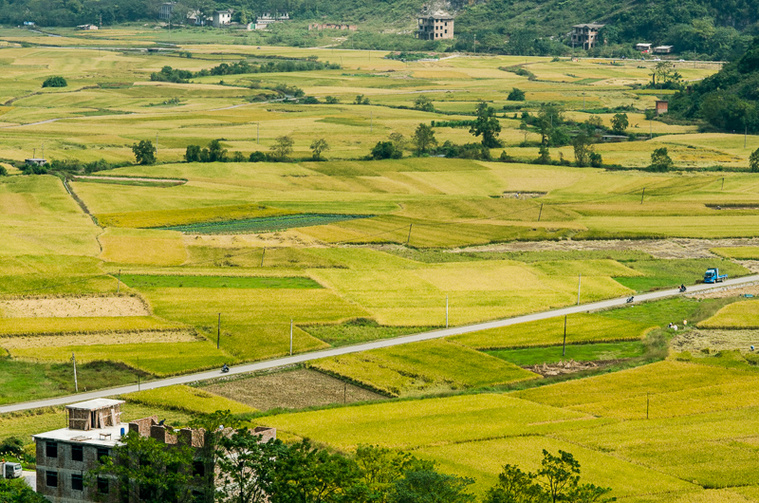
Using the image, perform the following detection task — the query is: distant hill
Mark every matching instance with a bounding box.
[2,0,757,60]
[670,36,759,132]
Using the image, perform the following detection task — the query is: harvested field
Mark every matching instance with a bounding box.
[0,330,199,349]
[460,237,759,260]
[690,284,759,299]
[671,328,759,354]
[0,295,149,318]
[204,368,385,411]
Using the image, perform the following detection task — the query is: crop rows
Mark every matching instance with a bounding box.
[161,213,372,234]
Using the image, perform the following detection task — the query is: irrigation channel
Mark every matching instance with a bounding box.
[3,274,759,414]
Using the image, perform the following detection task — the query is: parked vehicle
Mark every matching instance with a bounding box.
[704,268,728,283]
[1,460,22,479]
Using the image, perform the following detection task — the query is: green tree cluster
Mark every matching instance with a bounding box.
[670,36,759,133]
[42,76,67,88]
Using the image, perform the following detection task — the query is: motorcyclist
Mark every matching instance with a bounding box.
[221,363,229,373]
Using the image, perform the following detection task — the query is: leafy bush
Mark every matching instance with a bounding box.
[370,141,402,160]
[507,88,526,101]
[42,76,67,87]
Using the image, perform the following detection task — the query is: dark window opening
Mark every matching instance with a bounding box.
[71,444,84,462]
[46,471,58,488]
[46,442,58,458]
[71,474,84,491]
[97,447,110,463]
[192,460,205,477]
[97,477,109,494]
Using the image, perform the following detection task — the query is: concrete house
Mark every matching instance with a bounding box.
[571,23,604,50]
[159,2,176,22]
[417,11,454,40]
[213,10,232,28]
[33,398,276,503]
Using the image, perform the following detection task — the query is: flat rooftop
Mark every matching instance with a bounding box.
[66,398,124,411]
[33,423,127,447]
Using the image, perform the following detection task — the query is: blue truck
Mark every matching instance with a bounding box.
[704,268,728,283]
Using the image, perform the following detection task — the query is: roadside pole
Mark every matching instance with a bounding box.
[71,353,78,393]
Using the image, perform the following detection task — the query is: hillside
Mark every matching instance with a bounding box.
[670,36,759,132]
[0,0,756,59]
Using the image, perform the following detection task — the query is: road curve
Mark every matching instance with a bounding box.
[2,273,758,414]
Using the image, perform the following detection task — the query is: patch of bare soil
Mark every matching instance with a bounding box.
[690,284,759,299]
[671,328,759,353]
[204,368,385,411]
[501,192,546,199]
[0,295,149,318]
[184,231,325,249]
[458,237,759,260]
[0,330,200,349]
[527,359,616,377]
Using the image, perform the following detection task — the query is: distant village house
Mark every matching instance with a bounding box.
[251,13,290,30]
[635,43,652,53]
[653,45,673,54]
[77,24,98,30]
[159,2,176,22]
[213,10,232,28]
[656,100,669,115]
[571,23,604,50]
[417,10,454,40]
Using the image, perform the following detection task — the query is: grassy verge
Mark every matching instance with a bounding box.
[302,318,440,346]
[0,357,146,405]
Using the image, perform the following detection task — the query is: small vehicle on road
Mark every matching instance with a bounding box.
[704,268,728,283]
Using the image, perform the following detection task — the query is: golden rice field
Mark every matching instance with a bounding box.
[122,384,255,415]
[698,300,759,328]
[310,339,539,397]
[3,27,759,501]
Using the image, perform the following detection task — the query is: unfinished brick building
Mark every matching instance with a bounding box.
[33,398,276,503]
[417,10,454,40]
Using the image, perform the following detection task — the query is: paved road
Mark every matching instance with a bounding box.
[2,274,758,414]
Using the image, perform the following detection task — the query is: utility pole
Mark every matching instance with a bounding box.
[260,247,266,267]
[71,353,78,392]
[446,295,449,328]
[217,313,221,349]
[576,273,582,305]
[562,315,567,357]
[290,319,293,356]
[116,269,121,293]
[406,224,413,245]
[473,33,476,54]
[538,203,544,222]
[640,187,646,204]
[721,177,725,191]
